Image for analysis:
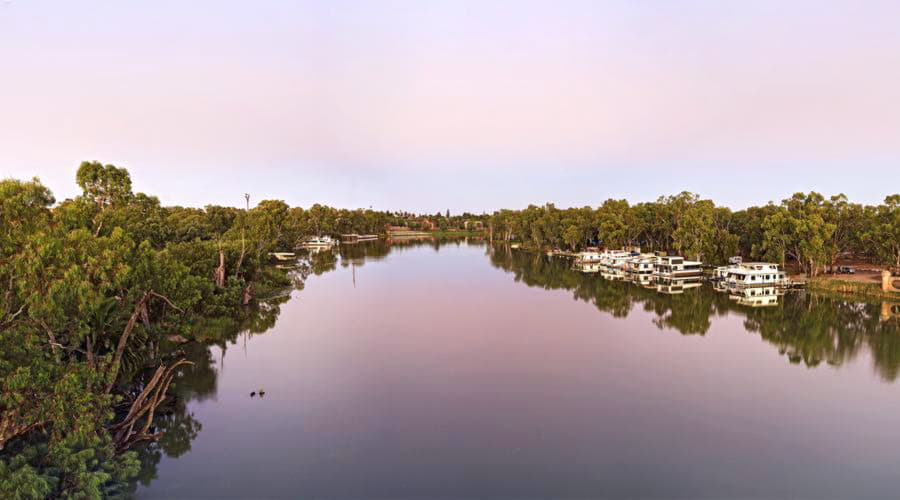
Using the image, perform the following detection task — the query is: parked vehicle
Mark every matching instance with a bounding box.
[836,266,856,274]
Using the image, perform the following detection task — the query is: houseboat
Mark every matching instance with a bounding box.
[600,250,639,271]
[299,235,335,248]
[575,251,604,264]
[723,262,789,288]
[653,256,703,280]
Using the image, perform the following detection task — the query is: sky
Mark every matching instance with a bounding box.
[2,0,899,212]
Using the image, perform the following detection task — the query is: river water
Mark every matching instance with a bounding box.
[137,240,900,499]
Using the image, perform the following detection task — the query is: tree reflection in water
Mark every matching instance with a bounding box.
[487,243,900,381]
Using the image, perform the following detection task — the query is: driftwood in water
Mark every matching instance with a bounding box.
[111,359,193,452]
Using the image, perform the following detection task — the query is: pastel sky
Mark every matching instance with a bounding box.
[2,1,899,212]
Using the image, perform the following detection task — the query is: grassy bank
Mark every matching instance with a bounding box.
[807,278,900,300]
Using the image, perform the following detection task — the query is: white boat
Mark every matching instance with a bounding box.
[653,256,703,280]
[299,235,335,248]
[575,251,603,264]
[599,250,638,271]
[724,262,789,288]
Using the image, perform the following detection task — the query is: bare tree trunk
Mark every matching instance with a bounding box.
[105,292,151,394]
[36,318,59,356]
[215,247,226,287]
[235,231,246,277]
[0,419,44,452]
[86,334,95,370]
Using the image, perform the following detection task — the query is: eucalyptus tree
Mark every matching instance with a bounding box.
[866,194,900,268]
[761,192,835,276]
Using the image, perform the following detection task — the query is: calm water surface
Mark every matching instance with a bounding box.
[138,240,900,499]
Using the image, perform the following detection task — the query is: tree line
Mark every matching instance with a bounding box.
[487,191,900,275]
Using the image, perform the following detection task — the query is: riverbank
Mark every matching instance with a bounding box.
[806,274,900,300]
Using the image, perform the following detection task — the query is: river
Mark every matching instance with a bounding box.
[137,239,900,499]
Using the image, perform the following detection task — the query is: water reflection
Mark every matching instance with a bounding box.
[132,239,478,492]
[133,239,900,496]
[488,244,900,380]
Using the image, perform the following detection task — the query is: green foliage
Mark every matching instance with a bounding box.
[864,195,900,268]
[1,432,139,499]
[0,164,317,497]
[75,161,133,209]
[488,190,895,270]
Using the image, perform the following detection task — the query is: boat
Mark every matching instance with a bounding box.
[599,249,639,271]
[653,256,703,280]
[575,251,603,264]
[299,235,335,248]
[723,262,789,289]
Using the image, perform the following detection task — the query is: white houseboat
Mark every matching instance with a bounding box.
[653,256,703,280]
[299,235,335,248]
[724,262,789,288]
[601,250,639,271]
[575,251,604,264]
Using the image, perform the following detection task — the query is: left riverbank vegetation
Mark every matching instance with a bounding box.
[487,192,900,276]
[0,161,439,497]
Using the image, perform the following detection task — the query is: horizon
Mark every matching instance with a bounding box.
[3,1,899,212]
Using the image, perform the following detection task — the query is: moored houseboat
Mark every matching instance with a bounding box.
[724,262,789,289]
[299,235,335,248]
[653,256,703,280]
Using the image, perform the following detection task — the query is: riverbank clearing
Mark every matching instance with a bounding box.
[805,272,900,300]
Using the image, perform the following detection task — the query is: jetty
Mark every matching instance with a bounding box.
[341,234,379,243]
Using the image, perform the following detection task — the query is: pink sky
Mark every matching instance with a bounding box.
[2,1,899,211]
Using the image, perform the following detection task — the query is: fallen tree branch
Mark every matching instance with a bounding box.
[112,359,193,451]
